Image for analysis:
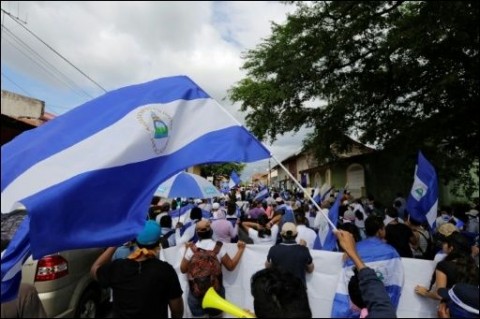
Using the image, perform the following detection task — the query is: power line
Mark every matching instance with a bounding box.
[1,71,32,96]
[1,8,107,93]
[2,25,94,99]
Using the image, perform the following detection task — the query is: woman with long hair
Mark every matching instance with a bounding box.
[414,232,479,300]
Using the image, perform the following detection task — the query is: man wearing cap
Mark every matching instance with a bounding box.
[438,283,479,318]
[91,220,184,318]
[265,222,314,287]
[211,202,222,218]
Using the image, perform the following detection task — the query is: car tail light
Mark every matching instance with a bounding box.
[35,255,68,281]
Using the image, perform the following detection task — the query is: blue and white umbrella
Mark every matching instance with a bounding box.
[155,171,222,199]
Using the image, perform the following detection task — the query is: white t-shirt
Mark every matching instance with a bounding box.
[295,224,317,249]
[248,224,279,246]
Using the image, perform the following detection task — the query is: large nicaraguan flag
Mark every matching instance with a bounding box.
[331,237,404,317]
[1,75,271,302]
[406,151,438,228]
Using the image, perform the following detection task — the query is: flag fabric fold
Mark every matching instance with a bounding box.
[331,237,404,317]
[406,151,439,228]
[1,75,271,302]
[313,183,333,204]
[228,170,241,189]
[312,185,321,203]
[1,217,32,302]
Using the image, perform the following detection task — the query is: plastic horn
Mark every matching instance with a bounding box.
[202,287,255,318]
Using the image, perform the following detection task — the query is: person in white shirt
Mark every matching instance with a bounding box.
[295,213,317,249]
[240,214,279,246]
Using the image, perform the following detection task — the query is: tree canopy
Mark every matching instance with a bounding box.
[200,163,246,180]
[229,1,479,196]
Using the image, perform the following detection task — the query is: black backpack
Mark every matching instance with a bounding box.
[159,229,175,249]
[413,229,435,260]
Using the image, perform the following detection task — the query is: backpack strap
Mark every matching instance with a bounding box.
[190,244,199,253]
[413,229,431,253]
[163,229,175,239]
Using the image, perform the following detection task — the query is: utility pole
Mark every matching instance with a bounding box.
[268,158,271,188]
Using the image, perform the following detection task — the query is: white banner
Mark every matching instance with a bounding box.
[161,244,438,318]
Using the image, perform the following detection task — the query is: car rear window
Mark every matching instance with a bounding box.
[1,209,27,250]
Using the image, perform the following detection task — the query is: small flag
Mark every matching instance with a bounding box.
[313,189,342,251]
[406,151,438,228]
[228,170,241,189]
[253,186,269,202]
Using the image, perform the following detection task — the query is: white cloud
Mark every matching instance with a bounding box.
[1,1,305,181]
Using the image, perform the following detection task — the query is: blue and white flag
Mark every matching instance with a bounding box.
[313,183,333,204]
[1,75,270,302]
[0,217,31,302]
[168,203,210,221]
[331,237,404,317]
[320,185,334,203]
[313,189,342,251]
[406,151,438,228]
[228,170,241,189]
[220,181,230,194]
[312,185,321,203]
[253,186,269,202]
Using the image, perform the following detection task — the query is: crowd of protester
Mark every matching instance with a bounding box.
[92,185,479,318]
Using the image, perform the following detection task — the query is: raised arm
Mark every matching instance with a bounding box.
[221,241,246,271]
[90,247,117,281]
[240,221,258,231]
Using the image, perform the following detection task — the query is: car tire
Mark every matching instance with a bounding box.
[74,288,100,318]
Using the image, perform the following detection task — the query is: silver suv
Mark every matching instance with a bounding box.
[2,210,107,318]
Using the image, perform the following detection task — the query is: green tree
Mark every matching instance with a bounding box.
[200,163,246,181]
[229,1,479,196]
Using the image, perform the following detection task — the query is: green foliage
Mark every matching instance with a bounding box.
[229,1,479,196]
[199,163,246,179]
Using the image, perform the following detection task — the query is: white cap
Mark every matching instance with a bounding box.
[212,203,220,210]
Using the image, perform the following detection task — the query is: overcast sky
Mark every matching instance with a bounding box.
[1,1,310,181]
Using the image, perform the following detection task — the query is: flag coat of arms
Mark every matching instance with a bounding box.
[1,75,271,301]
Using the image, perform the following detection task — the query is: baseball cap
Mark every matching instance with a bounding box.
[438,283,479,317]
[136,220,161,246]
[466,209,479,217]
[438,223,458,237]
[281,222,298,237]
[212,202,220,210]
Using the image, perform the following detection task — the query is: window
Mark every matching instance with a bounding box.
[346,164,365,199]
